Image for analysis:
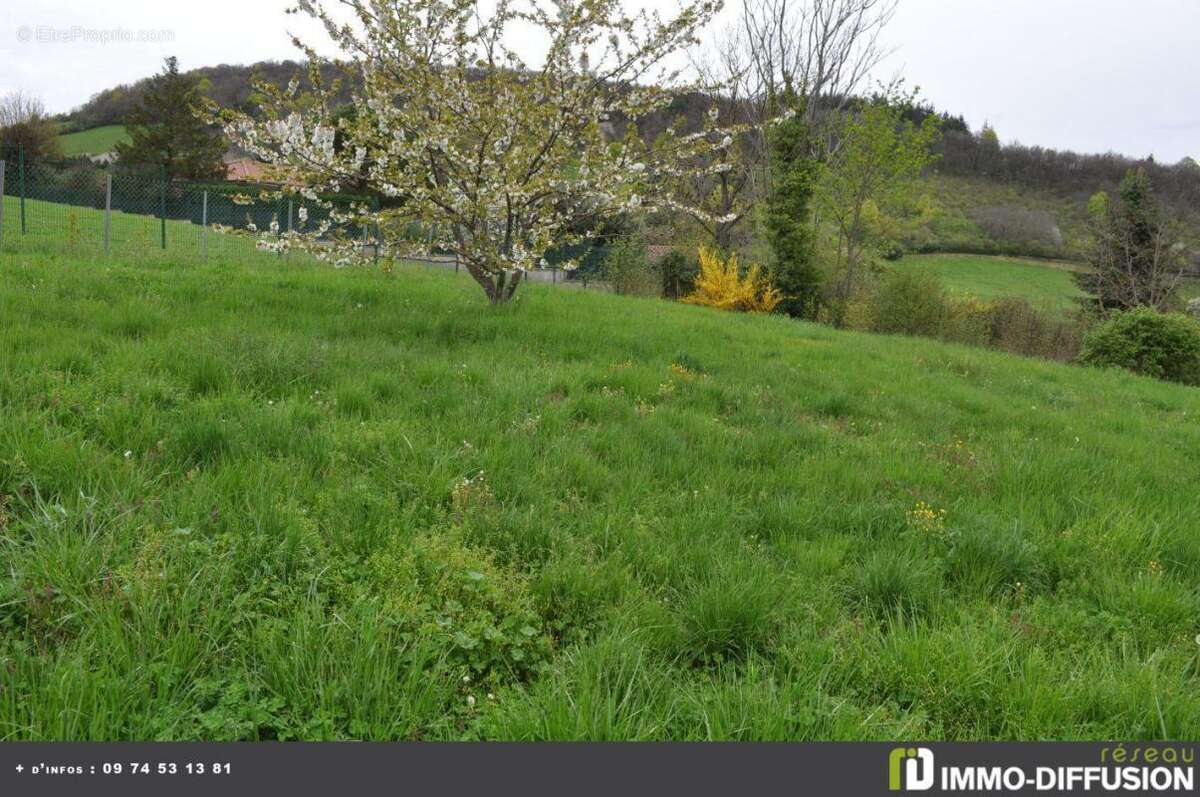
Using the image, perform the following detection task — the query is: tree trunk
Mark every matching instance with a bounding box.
[464,262,525,304]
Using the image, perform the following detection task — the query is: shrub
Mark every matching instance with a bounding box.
[850,269,1086,362]
[1078,308,1200,384]
[683,247,781,314]
[367,531,551,687]
[941,295,993,347]
[879,241,905,261]
[658,250,699,300]
[868,267,951,337]
[982,297,1083,361]
[602,240,658,296]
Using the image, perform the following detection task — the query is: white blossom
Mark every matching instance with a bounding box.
[221,0,731,303]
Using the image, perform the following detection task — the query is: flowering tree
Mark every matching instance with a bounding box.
[659,102,756,251]
[224,0,733,303]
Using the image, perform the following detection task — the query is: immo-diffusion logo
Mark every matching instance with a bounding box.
[886,745,1196,793]
[890,747,935,791]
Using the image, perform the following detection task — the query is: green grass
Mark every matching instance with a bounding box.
[2,249,1199,741]
[1,195,276,263]
[1181,278,1200,304]
[898,253,1087,311]
[57,125,130,157]
[897,252,1199,315]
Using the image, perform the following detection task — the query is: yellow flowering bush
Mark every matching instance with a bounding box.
[684,247,781,314]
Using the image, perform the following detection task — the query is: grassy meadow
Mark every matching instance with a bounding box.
[897,253,1087,313]
[1,195,278,263]
[1,248,1199,741]
[57,125,131,157]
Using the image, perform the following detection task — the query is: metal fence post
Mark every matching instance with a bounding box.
[18,145,26,235]
[283,198,292,260]
[159,165,167,250]
[201,190,208,258]
[104,173,112,256]
[0,160,6,249]
[372,197,380,267]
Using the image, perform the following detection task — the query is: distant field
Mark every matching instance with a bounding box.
[57,125,130,156]
[898,253,1087,311]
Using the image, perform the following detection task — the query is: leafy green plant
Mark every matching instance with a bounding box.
[603,240,657,296]
[1078,308,1200,384]
[764,98,821,318]
[658,250,699,300]
[867,266,951,337]
[367,531,551,688]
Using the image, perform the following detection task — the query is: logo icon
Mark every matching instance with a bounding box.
[889,747,935,791]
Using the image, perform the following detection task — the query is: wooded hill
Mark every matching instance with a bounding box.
[61,59,1200,261]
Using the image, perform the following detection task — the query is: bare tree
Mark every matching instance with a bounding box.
[742,0,894,116]
[0,91,62,160]
[0,92,49,128]
[680,0,897,252]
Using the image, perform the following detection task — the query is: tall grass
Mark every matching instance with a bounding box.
[1,250,1198,740]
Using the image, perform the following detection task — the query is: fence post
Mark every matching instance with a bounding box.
[201,190,208,258]
[104,173,112,256]
[285,198,293,260]
[372,197,380,267]
[18,145,26,235]
[0,160,5,249]
[158,165,167,250]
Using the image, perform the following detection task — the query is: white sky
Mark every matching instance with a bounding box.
[1,0,1197,162]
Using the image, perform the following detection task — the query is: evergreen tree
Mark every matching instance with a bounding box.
[764,100,821,318]
[116,57,226,179]
[1076,169,1183,312]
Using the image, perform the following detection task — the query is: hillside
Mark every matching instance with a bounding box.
[2,251,1198,740]
[57,124,130,157]
[59,60,1200,266]
[898,253,1086,312]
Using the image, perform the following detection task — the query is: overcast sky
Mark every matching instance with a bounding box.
[2,0,1197,162]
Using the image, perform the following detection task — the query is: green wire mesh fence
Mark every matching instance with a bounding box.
[0,146,380,264]
[0,146,639,291]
